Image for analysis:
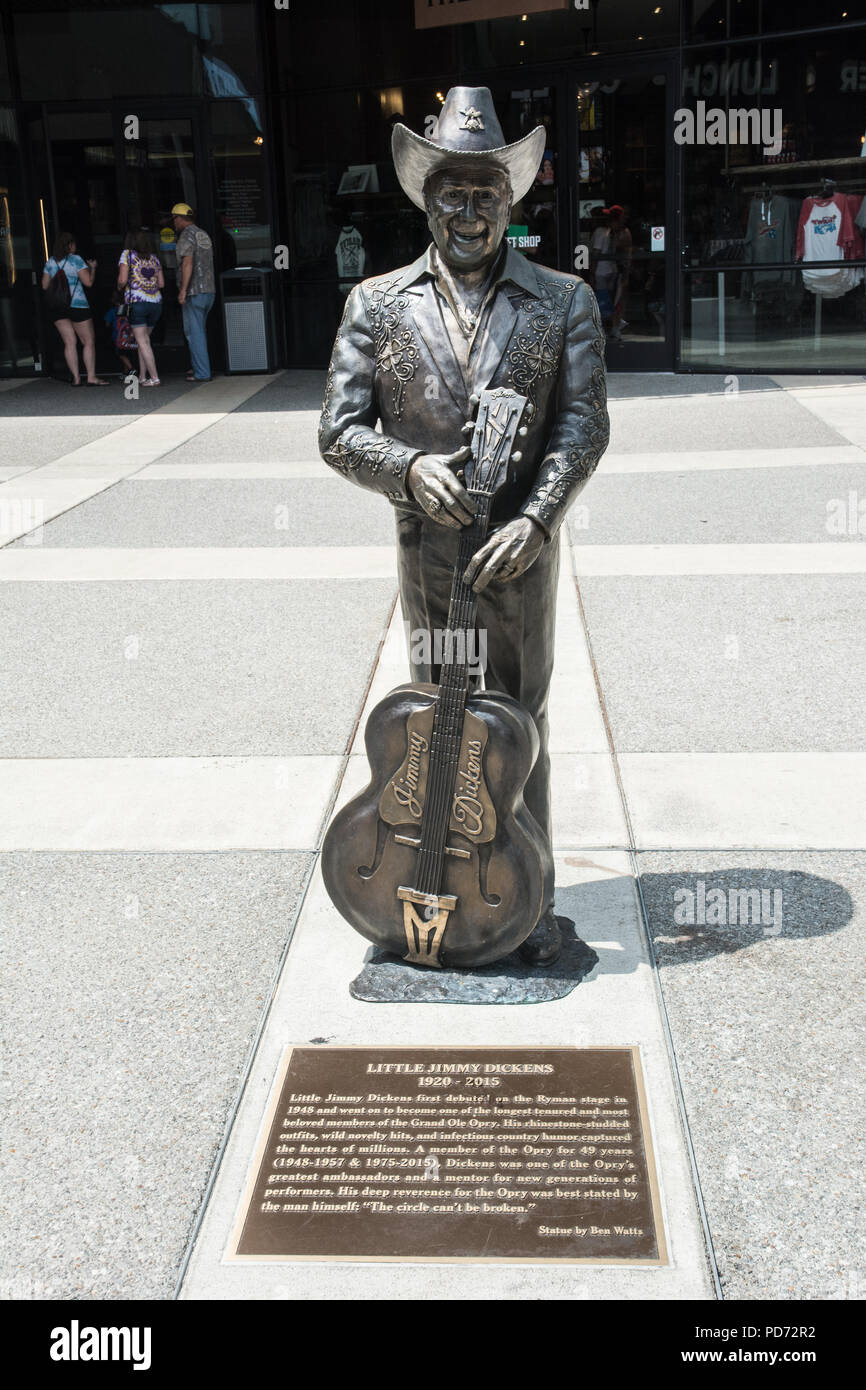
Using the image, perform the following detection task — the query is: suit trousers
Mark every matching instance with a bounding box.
[395,511,559,920]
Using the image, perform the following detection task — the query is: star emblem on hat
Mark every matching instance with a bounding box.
[459,106,485,132]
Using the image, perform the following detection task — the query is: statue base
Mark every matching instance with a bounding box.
[349,917,598,1005]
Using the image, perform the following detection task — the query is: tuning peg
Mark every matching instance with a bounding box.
[456,470,465,481]
[511,451,523,463]
[462,421,475,435]
[518,426,528,437]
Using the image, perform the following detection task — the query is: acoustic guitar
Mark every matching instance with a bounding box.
[322,387,551,968]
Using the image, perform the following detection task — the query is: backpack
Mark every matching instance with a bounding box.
[45,257,72,312]
[113,310,136,352]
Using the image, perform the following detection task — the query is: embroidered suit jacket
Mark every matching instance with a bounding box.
[318,244,609,538]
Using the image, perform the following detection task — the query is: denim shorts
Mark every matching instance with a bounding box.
[128,301,162,328]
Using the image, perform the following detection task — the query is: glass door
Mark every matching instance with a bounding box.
[24,104,209,374]
[0,106,38,373]
[118,115,202,352]
[570,59,676,370]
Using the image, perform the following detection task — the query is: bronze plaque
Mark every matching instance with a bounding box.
[229,1047,667,1263]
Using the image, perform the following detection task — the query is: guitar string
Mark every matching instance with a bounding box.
[416,407,514,894]
[419,487,493,888]
[414,404,517,897]
[416,513,481,891]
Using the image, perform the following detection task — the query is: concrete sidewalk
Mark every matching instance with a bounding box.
[1,370,863,1300]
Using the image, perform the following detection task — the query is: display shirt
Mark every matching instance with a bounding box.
[795,194,861,298]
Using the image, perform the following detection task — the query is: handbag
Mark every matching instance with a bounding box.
[45,256,72,313]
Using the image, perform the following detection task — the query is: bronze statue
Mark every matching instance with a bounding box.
[319,86,609,966]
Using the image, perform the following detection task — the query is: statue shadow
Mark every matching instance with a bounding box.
[349,866,853,1003]
[633,866,854,968]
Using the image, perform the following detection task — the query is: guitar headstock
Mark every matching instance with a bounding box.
[466,388,530,496]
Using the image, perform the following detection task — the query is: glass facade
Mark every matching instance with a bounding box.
[680,32,866,370]
[0,0,864,375]
[0,104,36,369]
[13,3,259,101]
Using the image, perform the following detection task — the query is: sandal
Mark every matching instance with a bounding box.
[86,378,111,386]
[141,378,161,386]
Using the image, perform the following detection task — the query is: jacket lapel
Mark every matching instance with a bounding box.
[407,280,469,414]
[470,286,523,397]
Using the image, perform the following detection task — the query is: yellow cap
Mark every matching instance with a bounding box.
[171,203,194,216]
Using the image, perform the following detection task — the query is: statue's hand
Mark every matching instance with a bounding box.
[462,516,546,593]
[407,447,474,528]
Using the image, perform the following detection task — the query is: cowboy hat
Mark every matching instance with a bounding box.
[391,86,546,211]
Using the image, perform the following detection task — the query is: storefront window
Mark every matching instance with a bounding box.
[274,0,455,91]
[211,100,271,267]
[0,107,37,371]
[13,3,260,101]
[456,0,678,62]
[685,1,866,43]
[0,19,12,101]
[577,70,670,365]
[680,34,866,370]
[281,80,434,361]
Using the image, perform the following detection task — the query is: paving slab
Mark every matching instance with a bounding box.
[156,410,323,465]
[0,578,394,755]
[0,375,280,543]
[0,850,312,1300]
[617,752,866,850]
[568,464,866,546]
[637,851,865,1300]
[9,479,394,549]
[606,391,850,454]
[0,547,399,581]
[0,382,196,469]
[572,542,866,576]
[0,756,341,851]
[607,374,781,399]
[576,575,866,753]
[783,383,866,448]
[598,445,865,475]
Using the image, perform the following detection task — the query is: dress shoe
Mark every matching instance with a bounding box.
[518,909,562,966]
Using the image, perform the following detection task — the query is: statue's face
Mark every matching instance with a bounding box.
[424,164,512,273]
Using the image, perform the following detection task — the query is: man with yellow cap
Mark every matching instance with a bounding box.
[171,203,215,381]
[319,88,609,967]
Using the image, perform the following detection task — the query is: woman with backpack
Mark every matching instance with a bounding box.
[117,230,164,386]
[41,231,110,386]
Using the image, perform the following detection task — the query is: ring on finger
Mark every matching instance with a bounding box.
[428,496,441,513]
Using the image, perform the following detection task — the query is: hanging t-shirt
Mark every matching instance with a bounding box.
[44,254,89,308]
[744,194,797,290]
[118,249,162,302]
[335,225,365,291]
[796,195,859,298]
[848,194,865,259]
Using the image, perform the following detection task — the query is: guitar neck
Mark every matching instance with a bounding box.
[438,490,493,698]
[412,388,527,900]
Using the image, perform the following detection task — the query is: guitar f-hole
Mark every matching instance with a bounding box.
[477,840,501,906]
[357,816,390,879]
